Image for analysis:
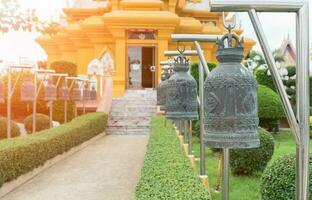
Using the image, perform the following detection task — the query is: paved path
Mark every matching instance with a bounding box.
[1,135,148,200]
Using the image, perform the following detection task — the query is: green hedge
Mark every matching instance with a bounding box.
[0,112,107,187]
[50,61,77,123]
[191,61,216,91]
[135,116,210,200]
[261,154,312,200]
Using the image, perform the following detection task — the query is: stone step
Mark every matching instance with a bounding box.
[109,116,151,121]
[106,127,150,135]
[111,106,156,113]
[108,120,151,127]
[110,112,155,117]
[112,99,156,105]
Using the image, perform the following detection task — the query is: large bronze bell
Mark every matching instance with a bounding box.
[21,75,36,102]
[44,78,57,101]
[166,54,198,120]
[71,82,81,101]
[203,30,259,149]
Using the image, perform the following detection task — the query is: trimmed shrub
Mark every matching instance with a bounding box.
[0,112,107,186]
[255,69,276,92]
[0,116,21,139]
[135,116,210,200]
[230,128,275,175]
[50,61,77,123]
[261,154,312,200]
[258,85,285,131]
[24,114,50,133]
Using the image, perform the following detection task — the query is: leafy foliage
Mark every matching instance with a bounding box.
[258,85,285,131]
[24,113,50,134]
[135,117,210,200]
[0,112,107,187]
[190,61,216,91]
[255,69,276,92]
[0,116,21,139]
[261,154,312,200]
[230,128,275,175]
[50,61,77,123]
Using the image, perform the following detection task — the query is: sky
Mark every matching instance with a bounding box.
[0,0,311,66]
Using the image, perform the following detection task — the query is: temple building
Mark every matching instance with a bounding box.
[36,0,255,97]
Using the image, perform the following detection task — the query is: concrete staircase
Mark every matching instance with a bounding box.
[107,89,156,135]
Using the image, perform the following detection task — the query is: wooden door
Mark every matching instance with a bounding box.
[141,47,154,88]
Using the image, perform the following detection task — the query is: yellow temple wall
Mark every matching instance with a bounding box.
[36,0,255,97]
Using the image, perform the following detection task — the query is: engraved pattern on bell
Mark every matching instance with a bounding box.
[83,84,91,100]
[90,86,97,100]
[204,34,259,149]
[166,58,198,120]
[59,82,69,101]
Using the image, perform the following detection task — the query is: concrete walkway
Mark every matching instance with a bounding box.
[1,135,148,200]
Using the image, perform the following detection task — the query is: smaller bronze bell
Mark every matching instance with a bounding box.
[21,75,36,102]
[90,86,97,100]
[159,69,171,112]
[166,54,198,120]
[0,80,5,104]
[59,81,69,101]
[71,82,81,101]
[83,83,91,100]
[44,78,57,101]
[156,73,167,106]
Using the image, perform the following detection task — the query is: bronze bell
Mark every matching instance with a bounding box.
[90,86,97,100]
[71,82,81,101]
[59,81,69,101]
[203,30,259,149]
[21,75,36,102]
[44,78,57,101]
[159,69,171,112]
[83,83,91,100]
[156,73,167,106]
[165,54,198,120]
[0,80,5,104]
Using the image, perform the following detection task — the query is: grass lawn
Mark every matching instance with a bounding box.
[191,130,312,200]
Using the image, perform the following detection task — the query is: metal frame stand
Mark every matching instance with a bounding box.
[210,1,310,199]
[6,65,33,138]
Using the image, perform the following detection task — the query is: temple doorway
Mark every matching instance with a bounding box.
[127,46,155,89]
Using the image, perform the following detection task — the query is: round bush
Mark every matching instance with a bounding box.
[261,154,312,200]
[24,113,50,133]
[0,116,21,139]
[230,128,275,175]
[258,85,285,131]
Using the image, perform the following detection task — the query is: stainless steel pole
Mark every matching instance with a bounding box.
[194,41,210,77]
[64,78,68,123]
[184,120,188,144]
[188,120,193,155]
[295,3,310,200]
[7,67,11,138]
[32,72,37,134]
[198,61,206,176]
[222,148,230,200]
[49,101,53,128]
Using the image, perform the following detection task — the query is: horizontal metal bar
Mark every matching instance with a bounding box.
[66,77,81,80]
[160,61,171,66]
[164,50,201,56]
[33,69,55,73]
[210,0,306,12]
[10,65,33,69]
[50,73,68,77]
[171,34,221,42]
